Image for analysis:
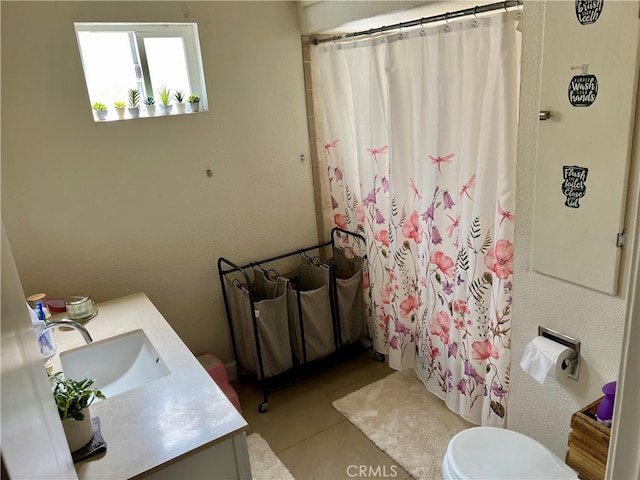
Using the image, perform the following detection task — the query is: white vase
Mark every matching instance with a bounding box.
[176,103,186,114]
[116,108,125,120]
[94,110,108,121]
[189,101,200,112]
[62,408,94,452]
[128,107,140,118]
[146,105,156,116]
[160,104,173,115]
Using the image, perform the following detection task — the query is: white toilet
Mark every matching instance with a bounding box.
[442,427,578,479]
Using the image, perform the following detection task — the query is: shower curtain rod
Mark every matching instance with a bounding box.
[312,0,522,45]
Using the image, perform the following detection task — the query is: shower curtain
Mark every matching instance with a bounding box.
[312,11,519,426]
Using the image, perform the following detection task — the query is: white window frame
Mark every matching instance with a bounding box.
[74,22,207,119]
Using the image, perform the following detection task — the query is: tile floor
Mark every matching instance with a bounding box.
[231,349,414,480]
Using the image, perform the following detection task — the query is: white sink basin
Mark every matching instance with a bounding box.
[60,329,170,400]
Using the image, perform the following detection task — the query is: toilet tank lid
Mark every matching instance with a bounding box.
[447,427,578,480]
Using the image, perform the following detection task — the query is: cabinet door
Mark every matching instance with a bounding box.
[533,0,640,294]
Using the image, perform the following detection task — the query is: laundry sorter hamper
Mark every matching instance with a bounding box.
[218,228,375,412]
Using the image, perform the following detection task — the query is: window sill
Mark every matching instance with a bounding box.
[93,108,205,122]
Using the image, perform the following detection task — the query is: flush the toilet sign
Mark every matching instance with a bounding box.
[568,65,598,107]
[575,0,604,25]
[562,166,589,208]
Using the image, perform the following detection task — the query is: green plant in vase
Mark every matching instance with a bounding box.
[174,90,186,114]
[50,372,105,451]
[188,94,200,113]
[92,102,108,121]
[144,96,156,116]
[128,88,141,118]
[114,100,126,120]
[158,85,172,114]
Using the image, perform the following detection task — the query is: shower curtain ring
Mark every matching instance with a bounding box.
[472,6,480,27]
[443,12,452,32]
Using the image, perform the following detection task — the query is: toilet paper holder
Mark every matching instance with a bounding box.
[538,326,581,381]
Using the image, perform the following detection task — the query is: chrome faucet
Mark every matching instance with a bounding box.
[42,320,93,344]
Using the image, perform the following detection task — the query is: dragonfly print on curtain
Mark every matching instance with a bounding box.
[314,11,519,426]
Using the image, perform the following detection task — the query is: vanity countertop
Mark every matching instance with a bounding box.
[48,292,247,479]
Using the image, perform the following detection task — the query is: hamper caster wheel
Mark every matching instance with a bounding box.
[374,351,385,362]
[258,402,269,413]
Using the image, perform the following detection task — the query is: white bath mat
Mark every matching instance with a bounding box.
[332,370,473,480]
[247,432,295,480]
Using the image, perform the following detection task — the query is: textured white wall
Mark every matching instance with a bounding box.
[1,1,317,364]
[510,1,639,458]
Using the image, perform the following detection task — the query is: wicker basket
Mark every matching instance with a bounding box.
[566,397,611,480]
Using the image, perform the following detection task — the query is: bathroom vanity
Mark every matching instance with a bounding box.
[48,292,250,479]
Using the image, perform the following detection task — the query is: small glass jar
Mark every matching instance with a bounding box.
[64,295,94,320]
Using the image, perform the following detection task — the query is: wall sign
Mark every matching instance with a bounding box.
[562,166,589,208]
[568,65,598,107]
[575,0,604,25]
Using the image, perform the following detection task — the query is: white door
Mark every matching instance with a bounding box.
[533,0,640,295]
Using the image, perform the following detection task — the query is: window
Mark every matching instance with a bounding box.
[74,23,207,121]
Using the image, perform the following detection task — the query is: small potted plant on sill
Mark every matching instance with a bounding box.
[128,88,141,118]
[174,90,186,114]
[158,85,172,114]
[50,372,105,452]
[188,94,200,112]
[114,101,126,120]
[144,96,156,116]
[92,102,108,121]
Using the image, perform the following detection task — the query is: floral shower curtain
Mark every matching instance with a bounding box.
[313,11,519,426]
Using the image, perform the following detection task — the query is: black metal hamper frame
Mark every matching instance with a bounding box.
[218,227,381,413]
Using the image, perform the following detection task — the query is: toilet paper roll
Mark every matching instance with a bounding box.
[520,336,575,385]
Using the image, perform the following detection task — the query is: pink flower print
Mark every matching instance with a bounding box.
[431,226,443,245]
[448,342,458,358]
[331,196,339,209]
[363,270,370,290]
[356,203,365,223]
[430,251,455,278]
[410,178,423,200]
[334,214,348,230]
[367,145,388,163]
[375,229,390,247]
[382,177,390,193]
[362,188,377,207]
[385,266,397,282]
[459,174,477,199]
[472,340,500,362]
[381,283,394,304]
[395,319,411,334]
[421,203,435,223]
[498,201,516,226]
[375,209,385,225]
[389,336,398,350]
[402,211,423,243]
[442,190,455,209]
[484,239,514,279]
[399,295,418,318]
[325,139,340,156]
[446,215,459,238]
[334,167,343,181]
[453,300,470,315]
[457,379,467,395]
[430,311,451,344]
[429,153,455,174]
